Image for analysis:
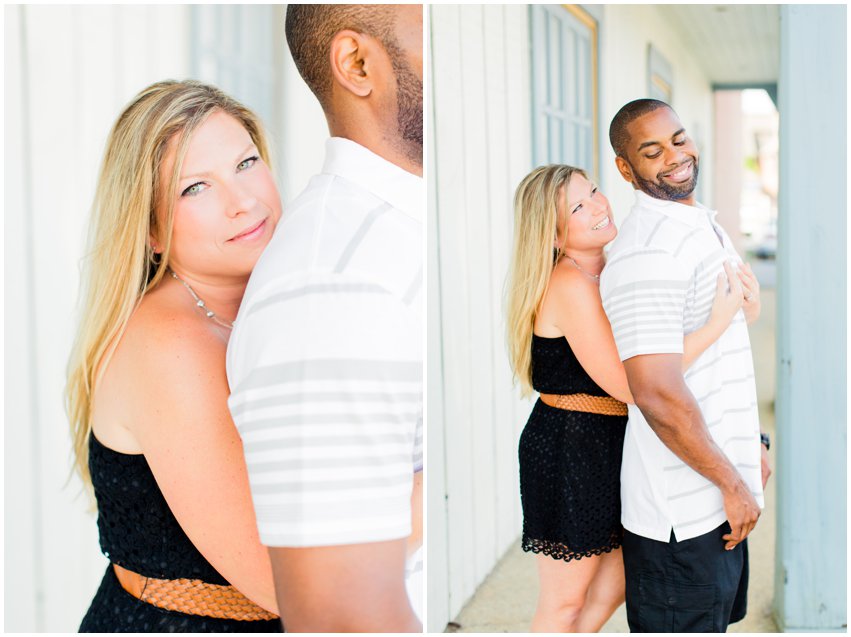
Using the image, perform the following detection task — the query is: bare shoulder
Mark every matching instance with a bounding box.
[107,286,228,411]
[541,260,601,325]
[131,286,226,370]
[93,285,228,449]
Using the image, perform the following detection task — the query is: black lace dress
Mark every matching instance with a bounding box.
[79,433,282,633]
[519,335,628,562]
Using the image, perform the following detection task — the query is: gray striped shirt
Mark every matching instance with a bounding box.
[226,139,423,592]
[601,190,764,542]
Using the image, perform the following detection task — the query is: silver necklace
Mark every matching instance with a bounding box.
[565,255,601,283]
[168,268,234,329]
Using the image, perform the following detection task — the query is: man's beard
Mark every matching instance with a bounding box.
[632,158,699,201]
[391,55,423,167]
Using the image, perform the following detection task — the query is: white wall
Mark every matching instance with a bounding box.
[598,4,715,224]
[4,5,326,631]
[427,4,535,630]
[774,4,846,630]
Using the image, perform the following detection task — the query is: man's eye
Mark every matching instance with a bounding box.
[674,139,686,146]
[646,152,661,159]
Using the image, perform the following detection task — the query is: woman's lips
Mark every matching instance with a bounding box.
[229,218,267,242]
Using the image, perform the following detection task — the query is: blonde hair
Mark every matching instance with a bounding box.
[66,80,272,492]
[505,164,587,397]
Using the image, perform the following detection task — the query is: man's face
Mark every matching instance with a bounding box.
[389,5,423,164]
[619,107,699,203]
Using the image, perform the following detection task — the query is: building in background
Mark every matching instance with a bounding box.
[5,5,329,631]
[427,3,845,632]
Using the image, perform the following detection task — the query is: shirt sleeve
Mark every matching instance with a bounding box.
[227,272,420,547]
[600,248,691,361]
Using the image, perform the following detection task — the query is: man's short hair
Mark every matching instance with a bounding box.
[285,5,399,109]
[609,98,672,158]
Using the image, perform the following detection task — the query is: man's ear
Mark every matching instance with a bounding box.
[329,30,374,98]
[614,155,634,184]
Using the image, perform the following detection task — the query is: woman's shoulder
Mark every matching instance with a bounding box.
[122,286,226,374]
[541,260,602,324]
[547,259,598,303]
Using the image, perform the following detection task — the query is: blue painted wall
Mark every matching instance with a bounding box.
[775,4,847,631]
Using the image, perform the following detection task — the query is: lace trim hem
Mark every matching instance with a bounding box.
[522,537,622,562]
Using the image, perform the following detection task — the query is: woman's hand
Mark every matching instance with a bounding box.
[708,261,744,331]
[737,262,761,324]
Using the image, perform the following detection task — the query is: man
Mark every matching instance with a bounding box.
[226,5,423,631]
[600,99,771,632]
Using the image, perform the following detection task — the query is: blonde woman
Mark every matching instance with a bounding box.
[67,80,283,632]
[505,165,745,632]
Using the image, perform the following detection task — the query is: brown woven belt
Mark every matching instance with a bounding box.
[540,392,628,416]
[113,563,278,622]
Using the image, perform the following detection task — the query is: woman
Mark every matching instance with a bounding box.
[505,165,760,632]
[66,80,283,632]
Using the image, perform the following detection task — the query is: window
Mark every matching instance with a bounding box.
[190,5,279,131]
[648,44,673,103]
[530,4,599,180]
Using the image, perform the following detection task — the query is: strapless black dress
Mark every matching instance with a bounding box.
[79,433,282,632]
[518,335,628,561]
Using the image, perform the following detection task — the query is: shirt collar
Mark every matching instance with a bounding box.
[321,137,423,223]
[633,189,718,227]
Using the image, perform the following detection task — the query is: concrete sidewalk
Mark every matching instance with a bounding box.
[447,287,778,633]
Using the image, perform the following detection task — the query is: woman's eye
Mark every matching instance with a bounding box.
[591,187,599,195]
[572,204,583,214]
[181,182,206,197]
[237,156,259,171]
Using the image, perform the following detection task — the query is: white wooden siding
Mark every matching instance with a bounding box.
[427,4,535,630]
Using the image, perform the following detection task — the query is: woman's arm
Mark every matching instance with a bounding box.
[549,268,633,404]
[408,471,422,558]
[125,316,278,614]
[548,261,743,404]
[682,261,744,370]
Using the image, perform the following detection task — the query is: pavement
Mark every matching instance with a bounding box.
[447,270,779,633]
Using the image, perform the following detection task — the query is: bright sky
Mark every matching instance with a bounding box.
[742,89,777,115]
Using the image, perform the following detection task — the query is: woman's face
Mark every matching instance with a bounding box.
[556,173,617,252]
[157,110,281,281]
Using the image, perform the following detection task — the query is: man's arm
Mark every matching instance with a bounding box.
[623,353,761,549]
[268,540,421,632]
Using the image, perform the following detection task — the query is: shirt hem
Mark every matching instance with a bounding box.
[259,523,411,548]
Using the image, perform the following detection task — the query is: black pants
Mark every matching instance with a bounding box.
[623,522,749,633]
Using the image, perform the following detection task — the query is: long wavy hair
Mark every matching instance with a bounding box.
[505,164,587,397]
[66,80,272,493]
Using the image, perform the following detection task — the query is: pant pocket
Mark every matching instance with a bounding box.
[637,574,718,633]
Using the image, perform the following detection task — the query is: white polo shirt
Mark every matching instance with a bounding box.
[601,190,764,542]
[226,137,423,618]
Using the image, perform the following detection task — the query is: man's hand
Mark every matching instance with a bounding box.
[624,354,762,551]
[760,442,772,489]
[720,479,761,550]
